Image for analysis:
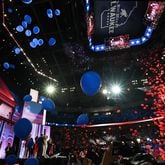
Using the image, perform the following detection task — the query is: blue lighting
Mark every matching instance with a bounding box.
[94,44,105,51]
[141,36,148,43]
[95,46,100,51]
[130,38,141,46]
[100,45,105,50]
[90,45,94,50]
[136,39,140,44]
[130,40,135,45]
[88,37,92,42]
[144,26,153,38]
[86,5,90,11]
[146,26,153,33]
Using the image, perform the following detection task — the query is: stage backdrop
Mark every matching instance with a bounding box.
[22,101,43,125]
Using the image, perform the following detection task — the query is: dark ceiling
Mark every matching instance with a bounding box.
[0,0,165,112]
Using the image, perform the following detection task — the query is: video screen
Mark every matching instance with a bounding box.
[22,101,43,124]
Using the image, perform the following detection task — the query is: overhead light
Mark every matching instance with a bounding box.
[95,46,100,51]
[131,41,135,45]
[102,89,108,95]
[46,85,55,94]
[111,84,122,95]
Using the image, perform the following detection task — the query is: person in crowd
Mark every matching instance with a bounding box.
[37,134,44,159]
[33,136,38,158]
[5,143,13,157]
[27,137,34,158]
[46,138,54,156]
[42,135,48,158]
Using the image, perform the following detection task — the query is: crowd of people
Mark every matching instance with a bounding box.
[5,134,55,159]
[3,124,165,165]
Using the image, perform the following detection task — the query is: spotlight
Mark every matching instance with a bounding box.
[136,138,141,143]
[102,89,108,95]
[111,84,122,95]
[46,85,55,94]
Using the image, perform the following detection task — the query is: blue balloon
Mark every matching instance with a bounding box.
[38,39,44,46]
[55,9,61,16]
[77,114,89,125]
[3,62,10,69]
[14,47,21,54]
[7,8,13,13]
[24,158,39,165]
[22,0,32,4]
[42,98,55,111]
[24,15,32,24]
[30,41,37,48]
[33,26,40,34]
[39,96,46,102]
[47,9,53,18]
[48,37,56,46]
[16,25,24,32]
[6,154,17,165]
[23,95,32,102]
[14,118,32,139]
[25,29,32,37]
[22,21,28,28]
[32,38,39,45]
[80,71,102,96]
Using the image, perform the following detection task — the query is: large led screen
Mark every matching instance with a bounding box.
[85,0,165,52]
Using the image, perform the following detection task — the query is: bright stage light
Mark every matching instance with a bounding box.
[46,85,55,94]
[136,138,141,143]
[102,89,108,95]
[111,84,122,95]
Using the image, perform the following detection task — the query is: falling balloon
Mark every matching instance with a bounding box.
[33,26,40,34]
[22,0,33,4]
[48,37,56,46]
[47,9,53,18]
[24,15,32,24]
[16,25,24,32]
[55,9,61,16]
[80,71,102,96]
[25,29,32,37]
